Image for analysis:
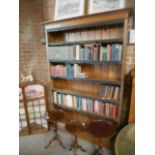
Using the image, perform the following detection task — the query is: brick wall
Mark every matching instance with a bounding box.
[19,0,48,84]
[43,0,55,21]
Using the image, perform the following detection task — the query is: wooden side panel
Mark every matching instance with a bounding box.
[128,78,135,123]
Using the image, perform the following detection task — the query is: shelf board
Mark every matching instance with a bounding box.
[52,88,119,104]
[50,75,121,86]
[49,60,122,65]
[53,103,118,123]
[48,39,123,46]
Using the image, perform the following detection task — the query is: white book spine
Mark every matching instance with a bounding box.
[53,91,57,104]
[76,45,80,60]
[74,64,78,77]
[67,95,72,107]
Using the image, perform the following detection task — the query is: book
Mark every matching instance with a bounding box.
[66,95,72,107]
[81,31,87,41]
[99,46,103,61]
[94,100,99,113]
[82,98,87,111]
[107,44,112,61]
[95,29,102,40]
[76,45,80,60]
[113,87,120,100]
[103,46,107,61]
[111,44,118,61]
[53,91,57,103]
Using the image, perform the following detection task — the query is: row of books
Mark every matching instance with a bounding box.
[48,46,75,60]
[99,85,120,100]
[48,43,122,61]
[53,91,118,119]
[65,27,123,42]
[50,64,82,78]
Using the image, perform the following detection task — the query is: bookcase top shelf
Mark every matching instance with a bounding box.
[43,9,132,32]
[50,75,121,86]
[52,88,119,104]
[48,39,123,46]
[47,20,124,32]
[49,60,122,65]
[53,103,118,123]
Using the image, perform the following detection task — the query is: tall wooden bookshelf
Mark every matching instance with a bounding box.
[43,9,132,145]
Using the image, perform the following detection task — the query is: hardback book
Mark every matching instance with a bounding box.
[93,44,100,60]
[87,98,91,112]
[66,95,72,107]
[89,99,93,113]
[63,94,67,106]
[87,30,94,40]
[103,46,107,61]
[82,98,87,111]
[74,64,78,77]
[107,86,112,99]
[81,31,88,41]
[102,28,110,39]
[109,86,114,99]
[99,46,103,61]
[118,27,123,39]
[57,93,61,105]
[94,100,99,113]
[112,104,117,118]
[53,91,57,103]
[73,96,77,109]
[68,32,75,42]
[65,33,69,42]
[95,29,102,40]
[75,31,81,41]
[111,44,118,61]
[98,102,103,114]
[102,102,106,114]
[113,87,120,100]
[109,104,113,118]
[117,44,123,61]
[77,97,81,110]
[109,27,117,39]
[107,44,112,61]
[105,103,110,117]
[76,44,80,60]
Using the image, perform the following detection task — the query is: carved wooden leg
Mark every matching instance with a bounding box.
[58,137,66,149]
[95,144,104,155]
[44,136,55,149]
[78,144,86,152]
[69,135,86,154]
[44,123,65,149]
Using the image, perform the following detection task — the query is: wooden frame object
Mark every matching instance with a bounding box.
[55,0,85,20]
[88,0,121,14]
[19,82,49,136]
[42,8,133,148]
[88,0,134,14]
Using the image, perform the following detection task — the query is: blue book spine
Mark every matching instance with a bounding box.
[71,66,74,78]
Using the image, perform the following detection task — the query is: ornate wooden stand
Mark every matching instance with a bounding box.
[66,120,86,155]
[44,110,65,149]
[88,120,117,155]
